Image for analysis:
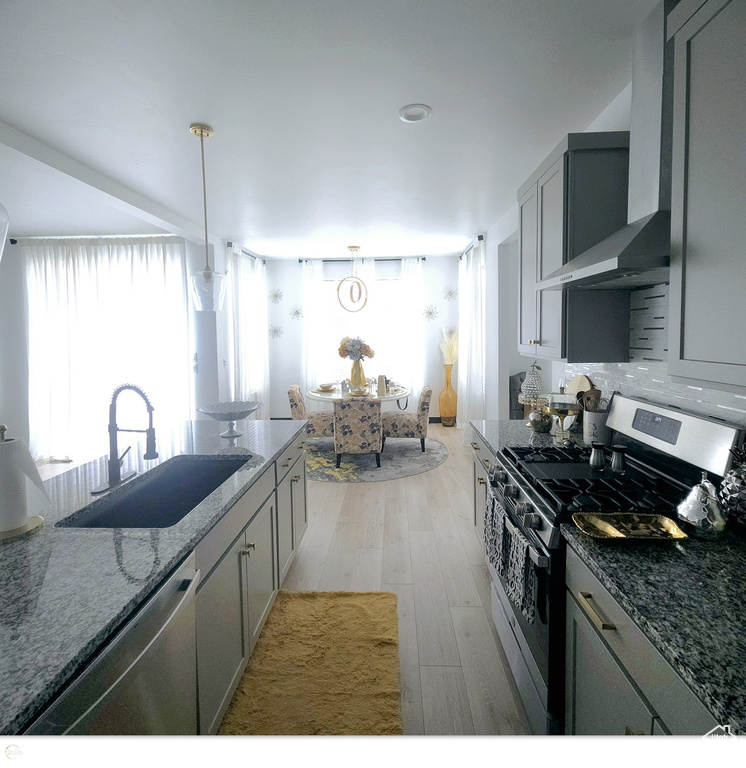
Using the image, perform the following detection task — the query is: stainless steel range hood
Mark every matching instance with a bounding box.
[538,210,670,290]
[538,1,675,292]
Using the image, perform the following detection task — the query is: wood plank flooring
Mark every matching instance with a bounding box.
[283,424,530,735]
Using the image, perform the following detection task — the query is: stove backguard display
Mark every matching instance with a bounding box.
[632,408,682,445]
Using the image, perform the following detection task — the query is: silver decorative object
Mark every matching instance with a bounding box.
[677,471,727,538]
[521,361,543,400]
[719,447,746,528]
[197,401,263,438]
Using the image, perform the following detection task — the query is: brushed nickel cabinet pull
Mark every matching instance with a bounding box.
[291,475,300,483]
[470,442,479,450]
[577,591,616,632]
[478,477,487,486]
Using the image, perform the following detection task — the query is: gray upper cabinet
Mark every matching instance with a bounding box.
[668,0,746,388]
[517,133,632,362]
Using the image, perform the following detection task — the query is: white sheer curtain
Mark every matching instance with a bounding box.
[227,245,270,418]
[457,238,486,437]
[23,237,192,462]
[301,259,325,394]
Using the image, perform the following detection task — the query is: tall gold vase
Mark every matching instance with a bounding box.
[439,364,457,427]
[350,359,366,388]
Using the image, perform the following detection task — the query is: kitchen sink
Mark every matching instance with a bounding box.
[56,455,252,529]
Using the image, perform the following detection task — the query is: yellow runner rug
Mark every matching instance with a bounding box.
[219,590,403,735]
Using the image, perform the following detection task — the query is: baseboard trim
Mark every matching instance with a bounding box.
[429,417,441,423]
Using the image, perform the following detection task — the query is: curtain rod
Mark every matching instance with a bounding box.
[227,241,266,265]
[459,233,485,260]
[296,256,427,263]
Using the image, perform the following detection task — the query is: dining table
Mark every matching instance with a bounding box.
[306,385,411,410]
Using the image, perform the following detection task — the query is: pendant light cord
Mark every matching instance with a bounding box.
[199,133,210,273]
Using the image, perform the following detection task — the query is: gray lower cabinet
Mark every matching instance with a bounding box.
[667,0,746,388]
[291,454,308,548]
[245,493,277,652]
[470,430,492,542]
[196,534,248,735]
[517,132,631,362]
[565,591,655,735]
[277,470,294,583]
[565,545,717,735]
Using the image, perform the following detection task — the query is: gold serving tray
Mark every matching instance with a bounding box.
[572,513,688,541]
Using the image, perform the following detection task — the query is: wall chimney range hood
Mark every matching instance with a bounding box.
[538,0,675,292]
[538,210,670,290]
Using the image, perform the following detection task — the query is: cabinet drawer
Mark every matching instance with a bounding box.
[276,433,307,484]
[469,430,495,472]
[565,545,717,735]
[195,467,275,579]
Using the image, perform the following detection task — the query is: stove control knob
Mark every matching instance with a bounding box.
[495,469,508,484]
[523,513,543,530]
[504,485,519,499]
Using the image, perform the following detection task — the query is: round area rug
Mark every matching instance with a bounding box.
[305,438,449,482]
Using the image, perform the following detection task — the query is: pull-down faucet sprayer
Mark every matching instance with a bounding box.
[91,384,158,495]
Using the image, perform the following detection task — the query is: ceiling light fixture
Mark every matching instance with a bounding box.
[189,123,226,312]
[398,103,432,123]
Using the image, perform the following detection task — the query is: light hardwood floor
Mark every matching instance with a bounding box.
[284,424,530,735]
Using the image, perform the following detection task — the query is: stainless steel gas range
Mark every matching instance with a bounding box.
[480,395,743,735]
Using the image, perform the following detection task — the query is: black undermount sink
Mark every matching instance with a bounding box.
[56,455,251,529]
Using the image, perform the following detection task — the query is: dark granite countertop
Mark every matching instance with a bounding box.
[0,419,304,735]
[562,526,746,734]
[470,420,746,733]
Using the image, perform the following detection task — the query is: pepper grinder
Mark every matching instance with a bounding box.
[589,441,606,471]
[611,445,627,475]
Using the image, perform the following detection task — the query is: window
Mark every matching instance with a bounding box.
[23,237,192,462]
[301,258,425,397]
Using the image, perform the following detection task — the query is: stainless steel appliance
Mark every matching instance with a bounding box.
[25,554,199,735]
[484,395,743,735]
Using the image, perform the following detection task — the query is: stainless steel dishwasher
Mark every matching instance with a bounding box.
[25,554,200,735]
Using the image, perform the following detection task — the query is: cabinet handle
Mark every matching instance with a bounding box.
[528,339,541,345]
[624,726,646,736]
[241,542,256,558]
[577,591,616,632]
[282,461,291,468]
[482,458,490,469]
[470,442,479,450]
[291,475,300,483]
[478,477,487,486]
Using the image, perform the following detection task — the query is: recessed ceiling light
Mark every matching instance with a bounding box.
[398,104,432,123]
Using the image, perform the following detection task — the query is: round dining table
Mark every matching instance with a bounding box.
[306,385,411,409]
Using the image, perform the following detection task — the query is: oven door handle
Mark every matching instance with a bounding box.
[503,516,550,569]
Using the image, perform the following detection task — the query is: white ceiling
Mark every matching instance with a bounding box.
[0,0,658,258]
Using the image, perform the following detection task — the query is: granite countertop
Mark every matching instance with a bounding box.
[469,418,573,455]
[562,526,746,734]
[0,419,304,735]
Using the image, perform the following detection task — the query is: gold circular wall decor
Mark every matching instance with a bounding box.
[337,276,368,312]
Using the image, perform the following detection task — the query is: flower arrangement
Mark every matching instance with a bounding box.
[339,336,375,361]
[439,329,458,365]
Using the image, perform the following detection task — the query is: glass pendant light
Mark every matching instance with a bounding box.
[189,123,226,312]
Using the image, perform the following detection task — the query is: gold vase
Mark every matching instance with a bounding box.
[439,364,457,427]
[350,359,366,388]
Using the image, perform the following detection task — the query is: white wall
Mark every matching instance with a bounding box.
[265,256,459,419]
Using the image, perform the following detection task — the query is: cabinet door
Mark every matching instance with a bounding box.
[565,592,655,735]
[291,453,308,549]
[245,495,277,652]
[536,157,566,360]
[518,185,539,353]
[277,471,294,584]
[472,453,488,542]
[196,536,248,734]
[669,0,746,387]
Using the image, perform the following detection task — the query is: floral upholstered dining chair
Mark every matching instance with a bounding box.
[381,385,433,452]
[333,397,383,468]
[287,385,334,437]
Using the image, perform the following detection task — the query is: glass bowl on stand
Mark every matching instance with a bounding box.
[196,401,263,439]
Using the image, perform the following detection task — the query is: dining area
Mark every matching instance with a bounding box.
[287,337,435,477]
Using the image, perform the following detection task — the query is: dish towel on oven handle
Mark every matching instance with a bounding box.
[504,526,537,626]
[484,486,508,577]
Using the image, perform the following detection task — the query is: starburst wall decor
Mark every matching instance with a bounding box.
[443,286,458,301]
[423,305,438,321]
[269,289,283,304]
[269,324,283,339]
[289,306,303,320]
